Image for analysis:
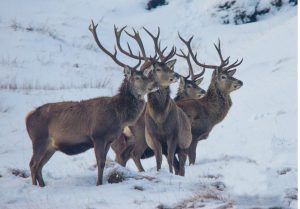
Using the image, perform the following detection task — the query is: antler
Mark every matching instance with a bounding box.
[178,33,243,73]
[213,39,243,71]
[177,49,205,81]
[143,27,176,62]
[178,33,220,70]
[124,27,147,59]
[89,20,142,70]
[222,58,243,71]
[113,25,142,60]
[114,25,159,71]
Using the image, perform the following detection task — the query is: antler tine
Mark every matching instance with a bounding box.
[213,38,230,67]
[176,49,192,79]
[114,25,146,60]
[159,41,168,56]
[89,20,141,69]
[178,32,219,70]
[124,28,147,59]
[222,58,243,71]
[162,46,176,62]
[139,53,159,71]
[177,49,206,81]
[143,26,166,60]
[192,67,205,81]
[132,52,142,69]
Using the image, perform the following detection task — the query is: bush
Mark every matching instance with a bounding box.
[146,0,168,10]
[216,0,296,25]
[107,171,125,184]
[289,0,297,5]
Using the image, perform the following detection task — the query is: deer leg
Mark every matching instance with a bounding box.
[152,140,162,172]
[178,148,188,176]
[29,156,38,186]
[131,143,148,172]
[173,155,180,175]
[145,128,162,171]
[29,139,50,186]
[115,143,133,167]
[94,140,110,186]
[132,156,145,172]
[188,140,198,165]
[112,134,129,166]
[36,149,55,187]
[166,140,176,174]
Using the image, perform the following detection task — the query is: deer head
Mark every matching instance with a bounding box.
[177,49,206,99]
[141,27,179,87]
[89,21,159,99]
[178,34,243,94]
[113,25,179,88]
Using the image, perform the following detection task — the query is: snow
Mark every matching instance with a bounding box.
[0,0,297,208]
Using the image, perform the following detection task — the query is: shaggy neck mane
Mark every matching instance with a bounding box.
[148,86,171,113]
[202,80,232,123]
[114,79,145,124]
[174,88,187,102]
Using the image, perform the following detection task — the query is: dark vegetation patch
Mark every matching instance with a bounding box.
[133,185,144,191]
[146,0,168,10]
[201,174,223,179]
[10,168,29,178]
[107,171,125,184]
[216,0,297,25]
[277,167,292,175]
[289,0,297,5]
[10,20,64,43]
[211,181,226,191]
[156,204,171,209]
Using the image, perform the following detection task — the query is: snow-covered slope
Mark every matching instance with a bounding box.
[0,0,297,208]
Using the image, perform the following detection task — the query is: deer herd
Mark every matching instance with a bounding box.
[25,20,243,187]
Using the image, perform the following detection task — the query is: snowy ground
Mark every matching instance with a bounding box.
[0,0,297,208]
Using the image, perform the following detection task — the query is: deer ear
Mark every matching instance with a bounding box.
[227,69,236,77]
[179,77,185,90]
[123,66,132,80]
[214,69,219,77]
[166,59,177,70]
[195,77,203,86]
[143,66,153,77]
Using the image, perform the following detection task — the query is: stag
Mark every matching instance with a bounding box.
[25,20,159,187]
[112,27,195,175]
[140,27,193,176]
[176,35,243,165]
[174,49,206,101]
[112,46,207,173]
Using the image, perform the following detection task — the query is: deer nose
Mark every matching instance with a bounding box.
[174,73,180,79]
[201,90,206,94]
[169,73,180,82]
[238,80,243,86]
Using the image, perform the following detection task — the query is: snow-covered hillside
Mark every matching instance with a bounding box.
[0,0,297,208]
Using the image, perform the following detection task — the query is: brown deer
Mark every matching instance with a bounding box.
[111,27,183,171]
[174,49,206,101]
[25,20,159,187]
[139,28,193,176]
[176,35,243,165]
[112,47,207,174]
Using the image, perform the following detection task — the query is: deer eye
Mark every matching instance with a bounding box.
[156,68,161,71]
[187,85,192,88]
[221,75,227,79]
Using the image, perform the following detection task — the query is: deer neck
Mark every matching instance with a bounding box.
[147,86,171,113]
[114,79,146,125]
[203,81,232,123]
[174,89,188,102]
